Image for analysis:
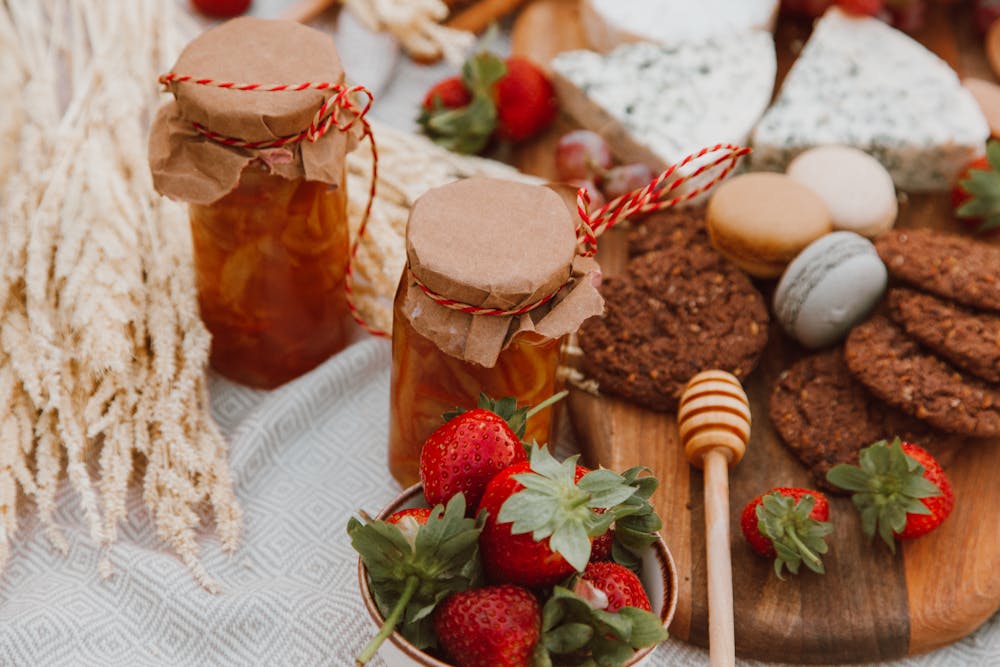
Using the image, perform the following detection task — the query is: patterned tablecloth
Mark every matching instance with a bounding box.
[0,2,995,664]
[0,338,996,666]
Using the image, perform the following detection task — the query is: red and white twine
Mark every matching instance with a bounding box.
[159,72,748,335]
[411,143,750,320]
[159,72,384,337]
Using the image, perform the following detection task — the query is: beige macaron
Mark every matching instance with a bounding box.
[706,172,832,279]
[787,145,897,238]
[964,77,1000,140]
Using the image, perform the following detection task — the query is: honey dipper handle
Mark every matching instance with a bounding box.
[704,448,736,667]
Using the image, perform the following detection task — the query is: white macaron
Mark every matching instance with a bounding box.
[787,145,897,238]
[773,231,888,349]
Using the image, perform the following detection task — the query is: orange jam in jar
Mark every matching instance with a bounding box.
[148,17,359,389]
[189,163,351,388]
[387,178,604,488]
[388,279,564,487]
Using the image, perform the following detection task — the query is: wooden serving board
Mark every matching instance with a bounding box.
[511,1,1000,663]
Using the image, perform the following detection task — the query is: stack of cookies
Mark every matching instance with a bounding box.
[771,228,1000,490]
[579,208,770,412]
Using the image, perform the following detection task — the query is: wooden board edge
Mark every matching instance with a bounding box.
[904,438,1000,655]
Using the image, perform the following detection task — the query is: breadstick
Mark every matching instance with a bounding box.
[445,0,530,33]
[280,0,339,24]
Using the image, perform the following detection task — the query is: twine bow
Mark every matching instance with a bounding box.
[158,72,383,337]
[412,143,750,319]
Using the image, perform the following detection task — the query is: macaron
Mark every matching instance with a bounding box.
[773,231,888,349]
[964,77,1000,140]
[706,172,832,278]
[787,145,897,238]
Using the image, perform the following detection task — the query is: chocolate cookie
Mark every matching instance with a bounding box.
[579,242,769,412]
[845,315,1000,437]
[875,229,1000,312]
[888,288,1000,383]
[628,208,707,258]
[770,349,946,492]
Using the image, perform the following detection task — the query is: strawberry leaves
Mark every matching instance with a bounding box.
[955,140,1000,233]
[418,52,506,155]
[500,447,630,572]
[611,467,662,570]
[755,493,833,578]
[349,494,485,663]
[535,586,668,666]
[826,438,942,553]
[498,446,657,573]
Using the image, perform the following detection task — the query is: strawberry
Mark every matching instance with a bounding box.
[421,76,473,112]
[589,525,614,562]
[385,507,432,525]
[492,57,558,142]
[190,0,251,18]
[578,561,651,612]
[419,393,566,511]
[827,438,954,552]
[349,494,485,664]
[537,585,668,662]
[477,446,657,588]
[951,141,1000,234]
[433,585,541,667]
[418,51,557,154]
[740,487,833,578]
[837,0,884,14]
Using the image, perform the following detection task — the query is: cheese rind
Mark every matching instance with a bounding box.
[581,0,779,52]
[551,33,776,177]
[751,8,989,193]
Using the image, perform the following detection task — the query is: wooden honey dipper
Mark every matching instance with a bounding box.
[677,370,751,667]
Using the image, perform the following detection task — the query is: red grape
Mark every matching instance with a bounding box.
[975,0,1000,35]
[569,179,607,210]
[781,0,836,17]
[555,130,613,181]
[888,0,927,33]
[600,163,656,200]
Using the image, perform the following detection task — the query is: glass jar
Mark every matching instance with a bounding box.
[148,17,357,389]
[388,278,564,487]
[189,163,351,388]
[386,177,604,488]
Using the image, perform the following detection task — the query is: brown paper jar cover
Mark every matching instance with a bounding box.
[402,177,605,367]
[148,17,353,205]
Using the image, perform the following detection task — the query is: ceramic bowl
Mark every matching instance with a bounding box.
[358,483,679,667]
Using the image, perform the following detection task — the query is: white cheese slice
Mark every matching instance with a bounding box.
[751,7,989,193]
[582,0,780,52]
[550,32,776,182]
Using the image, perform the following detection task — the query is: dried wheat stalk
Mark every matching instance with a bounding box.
[0,0,240,591]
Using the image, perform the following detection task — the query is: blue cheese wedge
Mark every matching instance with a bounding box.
[581,0,779,52]
[752,7,989,193]
[550,32,776,178]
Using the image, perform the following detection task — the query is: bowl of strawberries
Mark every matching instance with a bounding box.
[350,396,678,667]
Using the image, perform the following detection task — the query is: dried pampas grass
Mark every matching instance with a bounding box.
[0,0,240,591]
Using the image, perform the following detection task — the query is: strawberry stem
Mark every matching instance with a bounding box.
[526,390,569,420]
[356,575,420,665]
[786,528,821,568]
